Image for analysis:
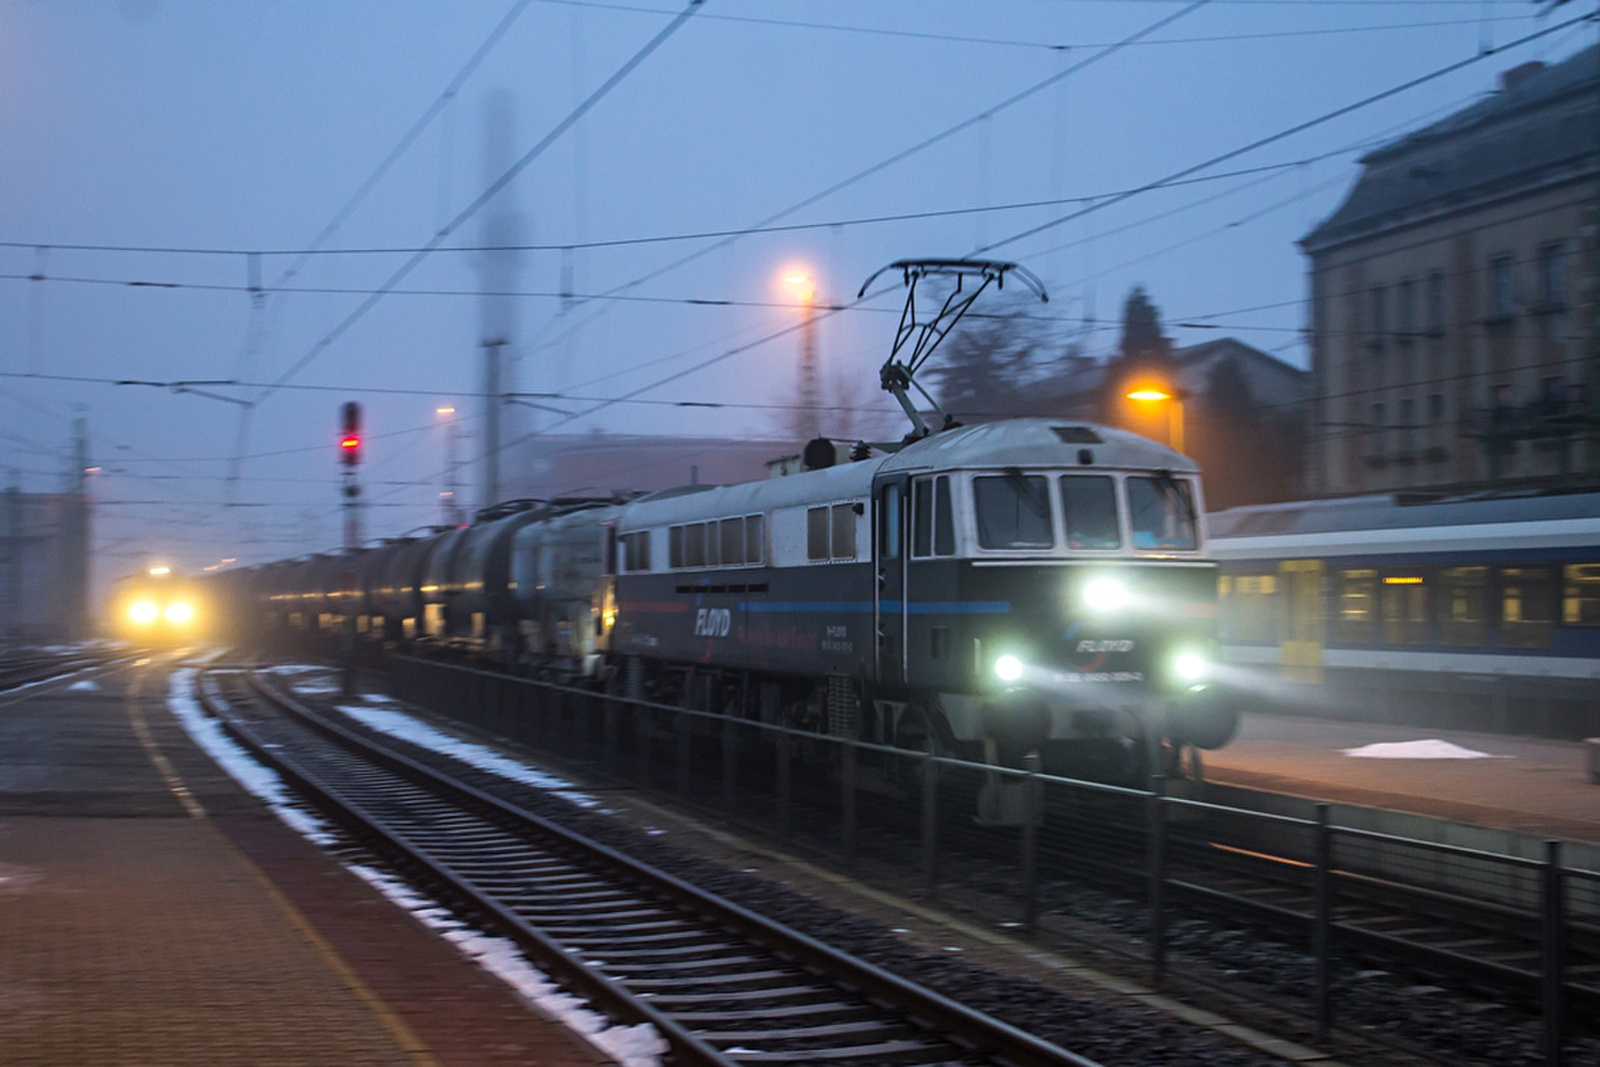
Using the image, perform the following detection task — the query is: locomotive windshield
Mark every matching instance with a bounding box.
[974,471,1052,549]
[1128,475,1198,550]
[1059,475,1120,550]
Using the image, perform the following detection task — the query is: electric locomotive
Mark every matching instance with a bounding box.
[108,565,204,645]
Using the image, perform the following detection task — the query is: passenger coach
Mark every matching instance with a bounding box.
[1210,491,1600,737]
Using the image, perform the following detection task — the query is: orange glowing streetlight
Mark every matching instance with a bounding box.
[779,268,821,440]
[1125,382,1186,454]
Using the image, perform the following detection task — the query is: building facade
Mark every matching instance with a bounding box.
[1303,48,1599,497]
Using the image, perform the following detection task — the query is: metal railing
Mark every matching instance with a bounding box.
[379,652,1596,1064]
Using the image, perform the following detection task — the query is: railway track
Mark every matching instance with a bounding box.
[0,647,112,692]
[195,665,1103,1067]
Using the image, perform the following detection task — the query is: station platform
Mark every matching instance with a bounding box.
[1203,711,1600,845]
[0,656,615,1066]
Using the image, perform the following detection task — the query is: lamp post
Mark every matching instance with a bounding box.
[783,271,820,441]
[436,405,462,527]
[1126,384,1187,455]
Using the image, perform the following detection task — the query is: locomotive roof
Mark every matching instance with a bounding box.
[1209,490,1600,541]
[880,418,1195,475]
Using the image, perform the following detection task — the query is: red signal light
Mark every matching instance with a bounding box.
[340,435,360,451]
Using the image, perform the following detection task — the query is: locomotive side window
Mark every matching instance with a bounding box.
[973,472,1052,549]
[745,514,764,565]
[720,518,745,567]
[831,504,857,560]
[1333,568,1376,644]
[1059,475,1120,549]
[621,531,651,572]
[1562,564,1600,624]
[1127,476,1197,550]
[1500,566,1555,649]
[669,526,684,569]
[684,523,707,568]
[1380,575,1429,646]
[1438,565,1488,647]
[807,508,830,561]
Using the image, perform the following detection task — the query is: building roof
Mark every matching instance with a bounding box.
[1303,45,1599,253]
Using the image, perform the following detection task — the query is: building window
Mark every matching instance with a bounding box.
[1428,393,1445,423]
[1398,397,1416,458]
[1369,286,1387,344]
[1538,243,1565,310]
[1488,256,1514,321]
[1370,402,1386,460]
[1426,271,1445,336]
[1397,279,1416,338]
[1541,376,1566,416]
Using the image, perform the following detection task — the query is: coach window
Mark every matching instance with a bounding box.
[1438,565,1488,646]
[1562,564,1600,624]
[1127,476,1197,551]
[1059,475,1120,549]
[1224,573,1277,644]
[744,514,764,565]
[973,472,1052,549]
[1380,575,1429,646]
[1332,568,1376,644]
[1500,566,1555,649]
[831,504,857,560]
[720,517,745,567]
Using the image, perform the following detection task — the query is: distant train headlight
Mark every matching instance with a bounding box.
[994,654,1024,683]
[129,601,159,624]
[164,601,193,624]
[1173,651,1208,683]
[1081,576,1130,613]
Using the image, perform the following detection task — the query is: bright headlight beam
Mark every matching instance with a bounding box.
[1174,652,1207,682]
[164,602,193,624]
[1082,577,1130,613]
[129,601,158,624]
[994,655,1024,683]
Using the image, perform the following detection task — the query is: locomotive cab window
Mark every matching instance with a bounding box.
[973,471,1052,550]
[1059,475,1120,549]
[1127,475,1197,550]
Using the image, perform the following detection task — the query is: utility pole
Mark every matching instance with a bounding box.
[482,337,506,510]
[478,89,524,512]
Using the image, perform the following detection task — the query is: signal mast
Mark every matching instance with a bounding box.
[339,401,363,549]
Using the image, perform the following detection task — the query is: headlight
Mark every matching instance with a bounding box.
[129,601,158,624]
[994,654,1024,683]
[164,602,193,624]
[1082,576,1130,613]
[1173,651,1208,683]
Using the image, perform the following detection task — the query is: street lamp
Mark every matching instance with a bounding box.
[1126,383,1186,454]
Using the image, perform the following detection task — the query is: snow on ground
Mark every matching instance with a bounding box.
[1343,739,1500,760]
[335,696,604,810]
[165,667,663,1066]
[66,679,100,692]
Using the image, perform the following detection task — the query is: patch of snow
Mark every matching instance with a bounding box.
[1342,739,1500,760]
[334,703,602,809]
[168,669,664,1066]
[66,679,100,692]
